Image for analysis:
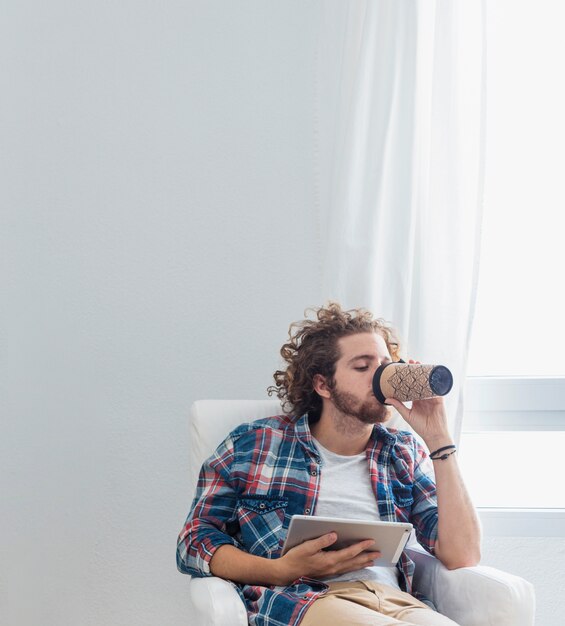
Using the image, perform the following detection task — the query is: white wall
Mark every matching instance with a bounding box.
[1,2,322,625]
[1,2,562,625]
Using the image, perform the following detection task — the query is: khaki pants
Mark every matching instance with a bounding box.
[300,581,459,626]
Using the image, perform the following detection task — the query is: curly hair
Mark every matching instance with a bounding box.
[267,302,401,419]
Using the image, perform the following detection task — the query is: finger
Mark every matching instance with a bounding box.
[305,532,337,553]
[386,398,410,419]
[334,539,375,559]
[333,551,382,574]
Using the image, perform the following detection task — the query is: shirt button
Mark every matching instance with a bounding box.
[305,508,311,514]
[259,502,266,509]
[311,470,317,476]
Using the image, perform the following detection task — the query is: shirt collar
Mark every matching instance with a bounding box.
[371,423,398,446]
[293,413,319,457]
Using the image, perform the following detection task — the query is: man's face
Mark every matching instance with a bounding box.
[329,332,392,424]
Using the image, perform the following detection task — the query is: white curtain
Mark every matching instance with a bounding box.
[316,1,486,441]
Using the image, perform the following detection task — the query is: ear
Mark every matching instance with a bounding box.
[313,373,332,399]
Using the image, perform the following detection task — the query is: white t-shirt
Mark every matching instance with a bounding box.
[313,437,400,589]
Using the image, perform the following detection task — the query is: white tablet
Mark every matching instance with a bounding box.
[281,515,413,567]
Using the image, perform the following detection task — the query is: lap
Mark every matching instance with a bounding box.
[300,581,459,626]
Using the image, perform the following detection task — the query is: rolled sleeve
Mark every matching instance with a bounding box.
[410,442,439,556]
[176,434,240,577]
[177,522,238,576]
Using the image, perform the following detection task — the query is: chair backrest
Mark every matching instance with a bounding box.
[188,399,283,499]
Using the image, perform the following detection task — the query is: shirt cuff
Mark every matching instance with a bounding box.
[195,533,239,576]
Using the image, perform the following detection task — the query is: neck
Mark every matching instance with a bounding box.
[310,406,373,455]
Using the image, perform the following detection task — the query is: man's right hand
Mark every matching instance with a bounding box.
[273,532,381,586]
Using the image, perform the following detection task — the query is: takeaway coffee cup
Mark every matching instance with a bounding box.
[372,360,453,404]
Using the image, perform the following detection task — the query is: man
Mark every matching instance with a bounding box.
[177,303,481,625]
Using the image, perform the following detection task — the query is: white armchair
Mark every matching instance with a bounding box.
[182,400,535,626]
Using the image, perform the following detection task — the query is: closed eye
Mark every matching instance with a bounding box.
[354,366,369,371]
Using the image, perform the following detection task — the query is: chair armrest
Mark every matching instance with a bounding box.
[188,576,248,626]
[406,546,535,626]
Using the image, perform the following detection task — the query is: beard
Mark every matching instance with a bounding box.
[330,385,391,425]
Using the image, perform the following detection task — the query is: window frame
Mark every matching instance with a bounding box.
[462,376,565,536]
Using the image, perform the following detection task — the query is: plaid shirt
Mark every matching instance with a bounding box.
[177,413,439,626]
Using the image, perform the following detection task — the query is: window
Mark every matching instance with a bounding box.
[461,0,565,524]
